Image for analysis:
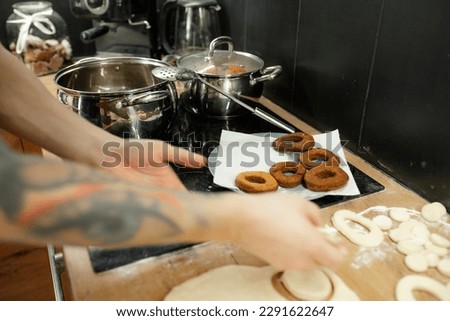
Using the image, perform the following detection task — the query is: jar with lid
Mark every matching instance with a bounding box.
[6,1,72,76]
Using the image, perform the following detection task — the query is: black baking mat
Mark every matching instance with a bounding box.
[88,243,195,273]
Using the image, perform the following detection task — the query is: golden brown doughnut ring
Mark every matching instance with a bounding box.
[269,162,306,188]
[304,164,349,192]
[235,171,279,193]
[272,132,315,152]
[299,148,340,169]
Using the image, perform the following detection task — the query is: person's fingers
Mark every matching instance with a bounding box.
[160,143,207,168]
[271,256,318,272]
[297,198,322,227]
[307,230,348,268]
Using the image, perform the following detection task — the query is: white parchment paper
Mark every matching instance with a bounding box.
[209,129,360,200]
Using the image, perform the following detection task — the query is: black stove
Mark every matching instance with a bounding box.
[88,94,384,272]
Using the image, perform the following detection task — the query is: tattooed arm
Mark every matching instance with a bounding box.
[0,141,346,270]
[0,140,208,246]
[0,43,205,187]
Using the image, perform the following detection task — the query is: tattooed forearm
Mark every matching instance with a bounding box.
[0,141,204,246]
[28,189,181,244]
[0,142,115,220]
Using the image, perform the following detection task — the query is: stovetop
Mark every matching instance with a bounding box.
[88,94,384,272]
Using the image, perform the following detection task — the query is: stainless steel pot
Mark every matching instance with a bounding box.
[54,57,178,139]
[177,36,282,119]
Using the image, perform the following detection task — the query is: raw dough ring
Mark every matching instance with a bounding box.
[331,210,384,247]
[395,275,450,301]
[235,171,278,193]
[269,162,306,188]
[272,132,315,152]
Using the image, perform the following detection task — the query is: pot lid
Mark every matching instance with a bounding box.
[177,36,264,77]
[178,0,220,8]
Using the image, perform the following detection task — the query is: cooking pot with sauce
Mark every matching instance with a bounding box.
[54,57,177,139]
[177,36,282,118]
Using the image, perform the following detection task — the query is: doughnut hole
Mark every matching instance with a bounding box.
[247,176,266,184]
[315,169,337,179]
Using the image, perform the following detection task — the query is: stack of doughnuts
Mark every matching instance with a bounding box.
[235,132,349,193]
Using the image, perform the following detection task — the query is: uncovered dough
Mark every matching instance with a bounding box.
[165,265,285,301]
[404,252,428,273]
[164,265,359,301]
[430,233,450,248]
[331,210,384,247]
[388,220,428,243]
[281,269,332,300]
[424,240,448,257]
[421,202,447,222]
[295,268,359,301]
[410,226,430,245]
[372,215,393,231]
[395,275,450,301]
[389,208,411,222]
[424,251,440,268]
[437,259,450,277]
[397,239,424,255]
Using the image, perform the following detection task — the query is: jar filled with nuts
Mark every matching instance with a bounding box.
[6,1,72,76]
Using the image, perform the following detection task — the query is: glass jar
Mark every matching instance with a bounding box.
[6,1,72,76]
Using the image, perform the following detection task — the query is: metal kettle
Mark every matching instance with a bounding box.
[160,0,221,57]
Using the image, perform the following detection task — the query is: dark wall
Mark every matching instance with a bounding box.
[218,0,450,209]
[0,1,95,56]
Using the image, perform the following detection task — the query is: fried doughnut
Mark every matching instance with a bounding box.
[272,132,315,152]
[300,148,340,169]
[269,162,306,188]
[304,164,349,192]
[235,171,279,193]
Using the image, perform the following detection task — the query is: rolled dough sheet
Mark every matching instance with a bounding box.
[164,265,359,301]
[165,265,285,301]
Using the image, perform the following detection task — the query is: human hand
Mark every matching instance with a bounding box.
[222,193,348,271]
[100,138,206,190]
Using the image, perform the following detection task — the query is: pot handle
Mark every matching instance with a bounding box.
[119,90,170,108]
[249,65,283,85]
[100,90,170,119]
[207,36,234,59]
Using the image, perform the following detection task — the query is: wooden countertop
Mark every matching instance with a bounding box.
[39,75,449,301]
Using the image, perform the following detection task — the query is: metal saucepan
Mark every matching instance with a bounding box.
[152,66,295,133]
[176,36,282,119]
[54,57,178,139]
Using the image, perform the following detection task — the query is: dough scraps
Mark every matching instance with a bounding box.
[372,215,393,231]
[430,233,450,248]
[424,240,448,257]
[424,251,440,268]
[164,265,359,301]
[404,252,428,273]
[397,239,424,255]
[437,259,450,277]
[389,208,411,222]
[421,202,447,222]
[389,220,428,243]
